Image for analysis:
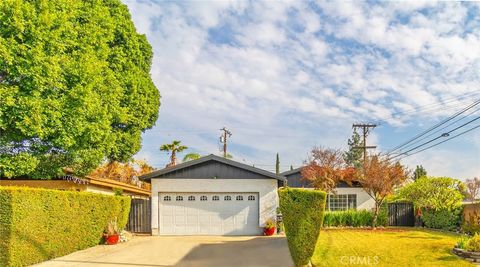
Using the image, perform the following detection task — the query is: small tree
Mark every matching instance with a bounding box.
[301,147,349,192]
[413,165,427,181]
[183,153,201,162]
[160,140,187,167]
[90,160,154,189]
[275,153,280,175]
[343,130,363,169]
[357,155,409,228]
[465,177,480,201]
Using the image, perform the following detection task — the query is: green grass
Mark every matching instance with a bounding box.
[312,228,472,267]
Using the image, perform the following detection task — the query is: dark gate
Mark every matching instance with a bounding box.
[126,198,151,233]
[388,202,414,227]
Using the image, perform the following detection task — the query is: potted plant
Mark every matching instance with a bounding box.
[264,219,276,236]
[104,219,120,245]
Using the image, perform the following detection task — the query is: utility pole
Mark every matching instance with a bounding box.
[352,123,377,168]
[219,127,232,158]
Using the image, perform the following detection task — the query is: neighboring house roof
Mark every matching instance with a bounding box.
[0,175,151,196]
[280,167,304,177]
[140,154,286,182]
[280,167,361,188]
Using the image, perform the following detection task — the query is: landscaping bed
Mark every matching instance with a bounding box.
[312,228,472,266]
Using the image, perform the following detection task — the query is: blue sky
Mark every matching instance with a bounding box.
[124,1,479,179]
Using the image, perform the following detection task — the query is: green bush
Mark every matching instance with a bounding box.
[323,210,373,227]
[422,208,462,231]
[323,204,388,228]
[466,234,480,252]
[0,186,131,267]
[279,188,326,267]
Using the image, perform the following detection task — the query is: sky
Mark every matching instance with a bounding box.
[123,0,480,180]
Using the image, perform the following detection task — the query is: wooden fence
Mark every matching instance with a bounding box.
[126,198,151,233]
[388,202,414,227]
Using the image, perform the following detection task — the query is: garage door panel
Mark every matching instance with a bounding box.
[159,192,260,235]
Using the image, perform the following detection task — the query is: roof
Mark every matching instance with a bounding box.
[280,167,304,176]
[280,166,362,188]
[140,154,287,182]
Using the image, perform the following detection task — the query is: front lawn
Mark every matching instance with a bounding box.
[312,228,472,266]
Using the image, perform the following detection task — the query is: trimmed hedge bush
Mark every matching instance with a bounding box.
[279,188,326,267]
[0,186,131,267]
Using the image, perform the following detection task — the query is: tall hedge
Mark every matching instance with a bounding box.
[279,188,326,267]
[0,187,131,266]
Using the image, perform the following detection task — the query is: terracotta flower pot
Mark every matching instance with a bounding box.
[105,234,119,245]
[264,227,276,236]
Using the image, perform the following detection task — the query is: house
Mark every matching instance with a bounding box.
[140,154,286,236]
[281,167,375,211]
[0,175,151,199]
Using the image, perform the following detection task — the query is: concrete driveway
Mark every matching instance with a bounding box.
[34,236,294,267]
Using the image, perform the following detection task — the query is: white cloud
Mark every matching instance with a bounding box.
[124,0,480,175]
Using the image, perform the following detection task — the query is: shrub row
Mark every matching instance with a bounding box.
[323,207,388,227]
[0,186,131,267]
[422,208,462,231]
[279,188,326,267]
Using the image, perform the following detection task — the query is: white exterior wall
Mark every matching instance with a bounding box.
[151,178,279,235]
[334,187,375,210]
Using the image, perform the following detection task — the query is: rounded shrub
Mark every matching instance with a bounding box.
[466,234,480,252]
[279,188,326,267]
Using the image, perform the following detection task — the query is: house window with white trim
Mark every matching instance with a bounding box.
[326,194,357,211]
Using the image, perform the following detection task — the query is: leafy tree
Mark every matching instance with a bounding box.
[465,177,480,201]
[0,0,160,179]
[301,147,354,193]
[396,176,465,211]
[357,155,409,228]
[160,140,187,167]
[343,130,363,169]
[90,160,154,189]
[413,165,427,181]
[275,153,280,175]
[183,153,201,162]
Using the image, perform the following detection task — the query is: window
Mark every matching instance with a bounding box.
[163,196,171,201]
[176,196,183,201]
[248,195,255,201]
[224,196,231,201]
[200,196,208,201]
[212,195,220,201]
[236,195,243,201]
[326,194,356,211]
[188,196,195,201]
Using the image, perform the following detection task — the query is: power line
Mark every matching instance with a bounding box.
[386,99,480,154]
[389,116,480,160]
[389,106,480,155]
[389,91,480,118]
[396,124,480,161]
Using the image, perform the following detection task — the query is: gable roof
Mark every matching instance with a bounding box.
[140,154,287,182]
[280,167,304,176]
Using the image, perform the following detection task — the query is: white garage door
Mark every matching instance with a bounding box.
[159,192,260,235]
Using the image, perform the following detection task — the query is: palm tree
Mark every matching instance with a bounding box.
[160,140,187,167]
[183,153,201,162]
